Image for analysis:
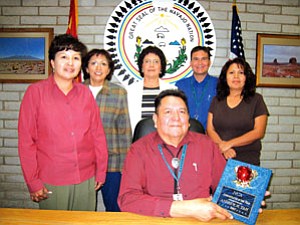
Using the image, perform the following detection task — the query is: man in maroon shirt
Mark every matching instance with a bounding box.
[18,34,108,211]
[118,89,233,221]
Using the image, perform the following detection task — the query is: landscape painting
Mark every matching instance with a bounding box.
[0,37,45,74]
[256,33,300,88]
[262,45,300,78]
[0,28,53,83]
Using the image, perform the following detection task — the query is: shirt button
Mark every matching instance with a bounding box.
[71,132,74,136]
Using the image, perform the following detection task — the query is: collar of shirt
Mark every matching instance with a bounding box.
[49,75,79,101]
[153,131,191,150]
[84,78,110,96]
[192,73,211,86]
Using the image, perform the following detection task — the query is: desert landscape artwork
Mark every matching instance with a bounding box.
[262,45,300,78]
[0,37,45,75]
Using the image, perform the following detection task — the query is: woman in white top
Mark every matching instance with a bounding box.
[127,46,176,132]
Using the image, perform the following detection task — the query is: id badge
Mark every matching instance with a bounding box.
[173,193,183,201]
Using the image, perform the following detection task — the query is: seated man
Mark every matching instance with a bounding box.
[118,89,233,221]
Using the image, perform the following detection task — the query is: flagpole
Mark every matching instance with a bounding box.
[66,0,78,38]
[66,0,82,82]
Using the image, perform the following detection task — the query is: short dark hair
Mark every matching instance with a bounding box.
[154,89,189,114]
[217,57,256,101]
[48,34,87,61]
[190,46,211,60]
[82,49,114,81]
[138,46,167,78]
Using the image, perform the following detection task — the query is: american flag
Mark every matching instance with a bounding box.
[230,3,245,59]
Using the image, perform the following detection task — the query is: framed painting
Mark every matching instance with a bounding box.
[256,33,300,88]
[0,28,54,83]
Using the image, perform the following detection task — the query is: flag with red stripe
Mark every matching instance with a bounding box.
[66,0,82,82]
[230,1,245,59]
[66,0,78,38]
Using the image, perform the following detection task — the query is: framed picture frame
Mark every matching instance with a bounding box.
[256,33,300,88]
[0,28,54,83]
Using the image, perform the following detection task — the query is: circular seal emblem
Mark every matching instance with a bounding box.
[104,0,216,86]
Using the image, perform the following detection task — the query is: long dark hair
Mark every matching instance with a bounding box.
[216,57,256,101]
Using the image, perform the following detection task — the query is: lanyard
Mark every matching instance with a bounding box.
[191,76,210,120]
[158,144,187,193]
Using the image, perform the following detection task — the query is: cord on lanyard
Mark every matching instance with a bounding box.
[158,144,188,200]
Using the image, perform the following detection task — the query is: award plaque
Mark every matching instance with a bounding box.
[212,159,272,225]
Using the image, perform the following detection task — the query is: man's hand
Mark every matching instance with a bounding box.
[170,197,233,222]
[30,187,50,202]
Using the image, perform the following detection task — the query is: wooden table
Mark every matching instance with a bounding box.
[0,208,299,225]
